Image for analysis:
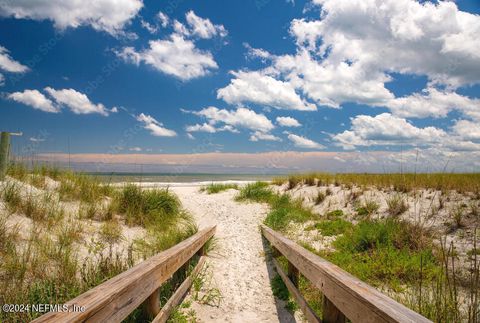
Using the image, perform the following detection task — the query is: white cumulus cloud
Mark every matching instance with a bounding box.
[8,89,58,113]
[287,133,324,149]
[249,131,281,142]
[333,113,447,150]
[218,70,316,111]
[0,46,29,73]
[185,10,227,39]
[44,87,116,116]
[385,87,480,120]
[136,113,177,137]
[187,106,274,133]
[0,0,143,35]
[117,34,218,81]
[276,116,301,127]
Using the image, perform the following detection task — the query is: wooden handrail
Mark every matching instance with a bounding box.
[33,226,216,323]
[261,225,432,323]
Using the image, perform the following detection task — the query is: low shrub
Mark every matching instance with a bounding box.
[114,185,181,227]
[235,182,273,203]
[200,183,238,194]
[315,218,352,236]
[386,194,409,217]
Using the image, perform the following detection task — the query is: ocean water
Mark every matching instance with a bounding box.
[89,172,277,183]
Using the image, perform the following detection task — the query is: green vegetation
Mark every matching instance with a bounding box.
[272,172,480,193]
[355,199,380,218]
[235,181,274,203]
[243,180,479,322]
[386,194,409,216]
[0,164,199,322]
[200,183,238,194]
[113,184,183,227]
[314,218,353,236]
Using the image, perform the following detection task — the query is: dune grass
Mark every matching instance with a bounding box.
[240,181,479,321]
[273,172,480,194]
[112,184,184,227]
[0,165,199,321]
[200,183,239,194]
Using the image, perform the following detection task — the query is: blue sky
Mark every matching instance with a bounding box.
[0,0,479,172]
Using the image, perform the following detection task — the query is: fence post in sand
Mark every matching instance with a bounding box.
[0,132,10,181]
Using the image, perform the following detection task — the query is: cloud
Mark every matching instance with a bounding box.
[244,43,272,61]
[249,131,281,142]
[217,70,316,111]
[333,113,447,149]
[452,120,480,141]
[287,133,324,149]
[157,12,169,28]
[187,106,274,133]
[0,46,29,73]
[140,19,157,34]
[276,116,301,127]
[0,0,142,35]
[385,87,480,120]
[185,123,217,133]
[136,113,177,137]
[305,0,480,87]
[129,147,142,152]
[44,87,116,116]
[8,89,58,113]
[273,50,394,108]
[185,10,227,39]
[29,137,45,142]
[232,0,480,114]
[117,34,218,80]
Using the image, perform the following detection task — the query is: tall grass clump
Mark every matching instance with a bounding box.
[114,184,182,227]
[58,171,112,203]
[356,199,379,218]
[265,194,316,230]
[200,183,238,194]
[235,182,273,203]
[386,194,409,217]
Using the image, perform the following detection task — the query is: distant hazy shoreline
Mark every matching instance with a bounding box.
[89,172,277,183]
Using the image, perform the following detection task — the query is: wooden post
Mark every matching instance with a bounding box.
[0,132,10,181]
[145,288,162,319]
[287,261,299,287]
[322,296,346,323]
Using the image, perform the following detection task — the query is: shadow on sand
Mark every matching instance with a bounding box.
[261,235,300,323]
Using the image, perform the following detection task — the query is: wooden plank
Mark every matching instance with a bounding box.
[273,258,321,323]
[32,226,216,323]
[261,225,431,323]
[323,296,346,323]
[152,256,207,323]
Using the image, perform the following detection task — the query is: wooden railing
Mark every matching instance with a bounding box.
[33,226,216,323]
[261,225,432,323]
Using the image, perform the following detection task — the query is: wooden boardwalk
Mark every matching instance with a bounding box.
[32,225,432,323]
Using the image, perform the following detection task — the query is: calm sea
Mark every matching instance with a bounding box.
[88,172,278,183]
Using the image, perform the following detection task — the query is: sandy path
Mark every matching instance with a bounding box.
[171,186,299,323]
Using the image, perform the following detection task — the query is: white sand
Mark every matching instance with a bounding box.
[170,185,299,323]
